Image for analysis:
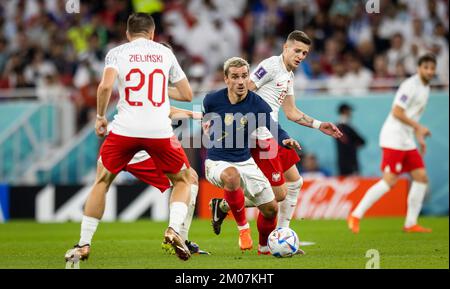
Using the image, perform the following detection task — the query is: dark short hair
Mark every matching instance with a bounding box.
[338,103,353,114]
[418,53,437,66]
[287,30,312,45]
[127,13,155,35]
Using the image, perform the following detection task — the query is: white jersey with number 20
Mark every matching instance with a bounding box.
[105,38,186,138]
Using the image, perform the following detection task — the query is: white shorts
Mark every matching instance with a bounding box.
[205,158,274,207]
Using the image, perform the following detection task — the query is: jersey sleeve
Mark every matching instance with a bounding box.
[255,94,290,143]
[169,52,187,84]
[393,80,415,109]
[104,49,119,72]
[250,59,275,89]
[287,77,294,96]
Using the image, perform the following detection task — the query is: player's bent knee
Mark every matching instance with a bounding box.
[259,201,278,219]
[383,173,398,187]
[414,173,429,184]
[95,166,116,189]
[221,167,241,189]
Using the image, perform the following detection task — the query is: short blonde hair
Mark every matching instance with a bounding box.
[223,57,250,77]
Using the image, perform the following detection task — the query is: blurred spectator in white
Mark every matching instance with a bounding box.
[326,62,348,96]
[162,9,190,47]
[386,33,409,75]
[211,13,242,63]
[36,72,68,102]
[73,54,102,89]
[24,49,57,86]
[187,58,208,95]
[378,3,409,40]
[203,66,225,92]
[403,19,431,75]
[344,55,373,96]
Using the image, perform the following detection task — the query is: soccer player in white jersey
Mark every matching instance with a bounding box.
[210,31,342,244]
[348,54,437,234]
[65,13,194,262]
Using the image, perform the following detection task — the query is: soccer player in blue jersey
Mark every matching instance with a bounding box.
[203,57,300,254]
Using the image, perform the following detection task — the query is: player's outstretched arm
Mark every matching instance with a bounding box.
[282,94,343,139]
[392,105,431,155]
[96,67,117,137]
[170,79,193,102]
[169,106,202,120]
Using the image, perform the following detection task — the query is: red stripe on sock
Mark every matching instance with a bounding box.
[224,188,247,227]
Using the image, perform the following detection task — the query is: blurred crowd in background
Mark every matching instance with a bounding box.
[0,0,448,130]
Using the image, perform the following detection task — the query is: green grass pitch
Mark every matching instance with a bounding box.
[0,217,448,269]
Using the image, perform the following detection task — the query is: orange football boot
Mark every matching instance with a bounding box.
[239,228,253,251]
[347,215,360,234]
[403,224,432,233]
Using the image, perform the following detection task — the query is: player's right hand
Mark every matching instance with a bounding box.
[95,117,108,138]
[415,125,431,138]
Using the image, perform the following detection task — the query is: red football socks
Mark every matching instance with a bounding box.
[224,188,247,226]
[257,212,277,246]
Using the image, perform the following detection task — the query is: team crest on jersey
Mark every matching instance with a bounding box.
[272,172,281,182]
[240,116,248,126]
[225,114,234,126]
[254,66,267,79]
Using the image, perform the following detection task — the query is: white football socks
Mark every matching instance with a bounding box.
[404,181,428,228]
[352,179,391,219]
[278,178,302,228]
[180,185,198,241]
[237,223,250,231]
[79,215,100,246]
[169,201,188,234]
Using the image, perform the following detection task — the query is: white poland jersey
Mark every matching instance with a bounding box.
[379,74,430,151]
[105,38,186,138]
[249,55,295,140]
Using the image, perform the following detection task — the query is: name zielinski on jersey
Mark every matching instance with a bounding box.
[129,54,163,63]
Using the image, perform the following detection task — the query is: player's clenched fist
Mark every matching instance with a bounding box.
[95,116,108,138]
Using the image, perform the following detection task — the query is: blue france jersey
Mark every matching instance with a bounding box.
[202,88,289,162]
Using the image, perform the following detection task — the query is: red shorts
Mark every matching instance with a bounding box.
[381,148,425,175]
[125,158,171,193]
[99,132,190,175]
[251,139,301,186]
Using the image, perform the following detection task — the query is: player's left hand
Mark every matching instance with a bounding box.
[282,138,301,150]
[319,122,343,139]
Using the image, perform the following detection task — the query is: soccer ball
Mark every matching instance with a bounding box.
[267,227,300,258]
